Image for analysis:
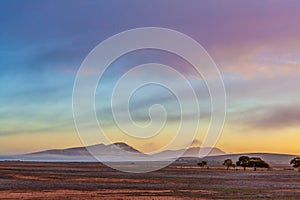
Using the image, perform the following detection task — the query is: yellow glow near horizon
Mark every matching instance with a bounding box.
[0,119,299,155]
[1,131,299,156]
[217,124,300,155]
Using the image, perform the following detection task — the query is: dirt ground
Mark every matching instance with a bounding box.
[0,161,299,199]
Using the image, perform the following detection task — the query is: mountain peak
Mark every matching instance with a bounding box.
[108,142,141,153]
[112,142,129,147]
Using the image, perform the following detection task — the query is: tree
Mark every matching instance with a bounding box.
[248,157,269,171]
[236,156,269,171]
[236,156,250,171]
[290,157,300,172]
[223,159,235,170]
[197,161,207,168]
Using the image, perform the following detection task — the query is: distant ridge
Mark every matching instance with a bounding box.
[22,143,225,160]
[1,143,226,162]
[27,142,141,156]
[154,147,225,158]
[207,152,299,165]
[176,152,299,167]
[2,142,143,162]
[0,143,297,167]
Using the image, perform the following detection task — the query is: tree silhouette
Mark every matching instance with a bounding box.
[223,159,235,170]
[290,157,300,172]
[197,161,207,168]
[236,156,250,171]
[248,157,269,171]
[236,156,269,171]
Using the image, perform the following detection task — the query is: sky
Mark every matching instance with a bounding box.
[1,0,300,155]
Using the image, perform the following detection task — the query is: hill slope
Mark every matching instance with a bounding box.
[176,153,298,167]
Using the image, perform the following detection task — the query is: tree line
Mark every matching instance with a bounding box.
[198,156,300,172]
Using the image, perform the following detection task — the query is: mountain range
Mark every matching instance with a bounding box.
[0,142,297,167]
[1,142,224,162]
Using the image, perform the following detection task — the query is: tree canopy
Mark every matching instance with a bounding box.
[236,156,250,171]
[197,161,207,167]
[223,159,235,170]
[290,157,300,172]
[236,156,269,171]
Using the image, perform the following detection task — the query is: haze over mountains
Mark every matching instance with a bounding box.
[0,142,297,167]
[29,142,142,157]
[1,142,224,162]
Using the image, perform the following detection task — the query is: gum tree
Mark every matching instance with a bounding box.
[248,157,269,171]
[290,157,300,172]
[223,159,235,170]
[236,156,269,171]
[236,156,250,171]
[197,161,207,168]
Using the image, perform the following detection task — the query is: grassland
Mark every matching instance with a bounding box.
[0,161,299,199]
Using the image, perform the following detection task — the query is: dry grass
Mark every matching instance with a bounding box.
[0,161,299,199]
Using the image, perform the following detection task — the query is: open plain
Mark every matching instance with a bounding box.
[0,161,299,199]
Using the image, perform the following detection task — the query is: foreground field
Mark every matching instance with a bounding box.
[0,162,299,199]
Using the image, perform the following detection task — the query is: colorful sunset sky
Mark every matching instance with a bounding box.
[1,0,300,155]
